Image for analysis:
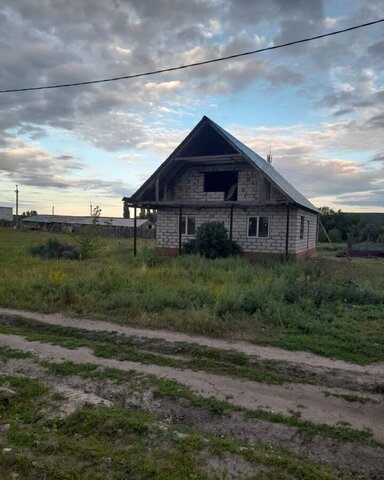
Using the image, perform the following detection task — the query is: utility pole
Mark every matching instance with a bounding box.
[90,202,92,216]
[15,185,19,229]
[52,206,55,215]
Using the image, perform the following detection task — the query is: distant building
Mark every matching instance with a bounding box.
[22,215,155,238]
[0,206,13,225]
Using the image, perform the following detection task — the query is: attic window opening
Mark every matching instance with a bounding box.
[204,171,238,201]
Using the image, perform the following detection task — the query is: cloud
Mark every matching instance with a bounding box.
[0,140,83,188]
[0,136,134,201]
[1,0,384,213]
[0,0,321,151]
[227,121,384,208]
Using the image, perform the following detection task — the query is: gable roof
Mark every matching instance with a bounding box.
[127,116,318,213]
[209,118,318,213]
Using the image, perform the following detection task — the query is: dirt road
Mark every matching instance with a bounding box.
[1,308,384,478]
[0,308,383,441]
[1,307,383,376]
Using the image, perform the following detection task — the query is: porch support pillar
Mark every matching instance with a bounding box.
[285,204,290,262]
[178,206,183,255]
[229,205,233,255]
[133,206,137,256]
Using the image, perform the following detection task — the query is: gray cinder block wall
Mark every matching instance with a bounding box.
[156,164,317,258]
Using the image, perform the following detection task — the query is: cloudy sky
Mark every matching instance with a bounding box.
[0,0,383,216]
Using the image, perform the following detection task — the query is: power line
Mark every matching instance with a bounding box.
[1,18,383,94]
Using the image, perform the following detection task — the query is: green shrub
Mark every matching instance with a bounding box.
[29,239,79,260]
[183,239,197,255]
[241,290,263,314]
[183,222,241,258]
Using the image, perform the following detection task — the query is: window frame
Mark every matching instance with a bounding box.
[179,215,196,236]
[247,215,270,239]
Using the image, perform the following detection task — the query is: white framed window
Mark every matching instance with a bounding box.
[248,216,269,238]
[180,215,195,236]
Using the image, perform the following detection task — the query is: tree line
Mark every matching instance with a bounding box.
[319,207,384,243]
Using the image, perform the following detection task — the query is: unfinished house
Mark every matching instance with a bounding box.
[124,116,319,260]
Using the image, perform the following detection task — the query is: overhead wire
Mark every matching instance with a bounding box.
[0,18,383,93]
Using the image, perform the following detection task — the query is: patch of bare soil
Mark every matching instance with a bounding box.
[0,332,383,443]
[1,308,383,378]
[2,357,384,479]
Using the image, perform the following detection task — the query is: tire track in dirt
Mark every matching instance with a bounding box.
[1,308,383,378]
[0,332,383,442]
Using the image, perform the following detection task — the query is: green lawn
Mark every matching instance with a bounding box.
[0,227,383,364]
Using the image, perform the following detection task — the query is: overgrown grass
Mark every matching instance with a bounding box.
[0,374,351,479]
[0,228,383,363]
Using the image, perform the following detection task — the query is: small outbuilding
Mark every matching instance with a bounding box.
[22,215,155,239]
[0,206,13,226]
[124,116,319,260]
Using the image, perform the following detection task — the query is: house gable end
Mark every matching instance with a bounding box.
[177,122,238,157]
[125,116,318,214]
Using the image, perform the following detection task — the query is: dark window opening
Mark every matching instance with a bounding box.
[300,216,305,239]
[204,171,238,201]
[248,217,257,237]
[259,216,269,237]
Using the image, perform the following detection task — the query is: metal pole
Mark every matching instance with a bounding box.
[229,205,233,255]
[178,206,183,255]
[15,185,19,229]
[133,206,137,256]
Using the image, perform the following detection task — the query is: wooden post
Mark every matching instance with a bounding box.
[229,205,233,255]
[178,206,183,256]
[133,206,137,256]
[285,204,290,262]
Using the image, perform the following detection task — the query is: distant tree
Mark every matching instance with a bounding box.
[319,207,368,242]
[319,206,336,216]
[328,227,342,243]
[73,206,103,259]
[378,226,384,243]
[21,210,37,218]
[123,202,130,219]
[359,224,380,242]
